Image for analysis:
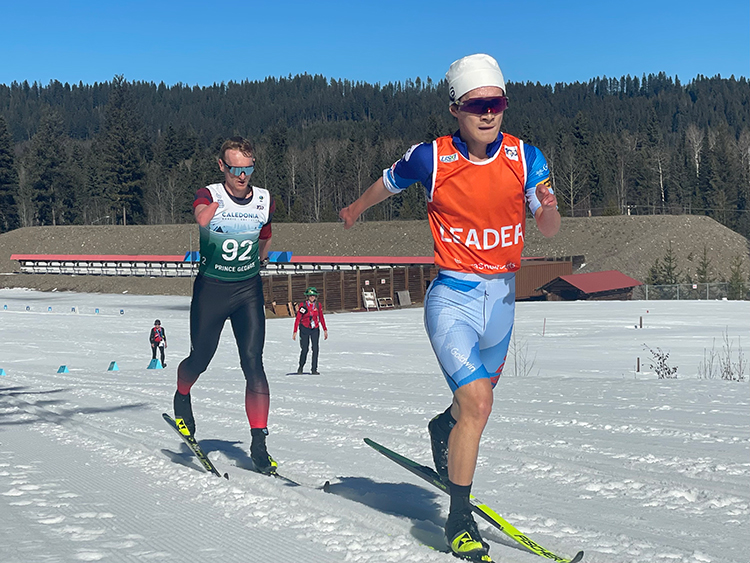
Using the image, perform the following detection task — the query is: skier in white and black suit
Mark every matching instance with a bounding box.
[172,136,278,475]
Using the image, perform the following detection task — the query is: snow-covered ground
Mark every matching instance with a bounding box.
[0,288,748,563]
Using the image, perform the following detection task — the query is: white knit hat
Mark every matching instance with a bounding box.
[446,54,506,103]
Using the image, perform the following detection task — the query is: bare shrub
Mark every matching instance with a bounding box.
[644,345,678,379]
[509,331,538,377]
[697,329,746,381]
[698,339,719,379]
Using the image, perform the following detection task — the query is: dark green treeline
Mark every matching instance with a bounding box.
[0,72,748,237]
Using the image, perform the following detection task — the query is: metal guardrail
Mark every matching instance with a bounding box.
[19,260,199,277]
[18,259,408,277]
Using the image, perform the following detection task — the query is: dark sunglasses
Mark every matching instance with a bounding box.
[222,160,255,176]
[456,96,508,115]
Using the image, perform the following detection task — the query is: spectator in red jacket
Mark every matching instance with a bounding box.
[149,319,167,367]
[292,287,328,374]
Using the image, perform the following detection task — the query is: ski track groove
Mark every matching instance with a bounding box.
[1,379,448,562]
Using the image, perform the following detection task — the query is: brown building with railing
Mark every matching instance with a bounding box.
[263,255,581,315]
[10,253,581,314]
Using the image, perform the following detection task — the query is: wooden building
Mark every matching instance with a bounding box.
[515,258,575,300]
[264,256,576,315]
[539,270,642,301]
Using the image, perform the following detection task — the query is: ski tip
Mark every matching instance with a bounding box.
[323,480,331,493]
[569,551,584,563]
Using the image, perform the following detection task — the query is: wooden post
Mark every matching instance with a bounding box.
[340,270,345,312]
[287,274,292,304]
[639,316,643,329]
[390,267,394,300]
[637,357,640,372]
[322,272,327,311]
[356,268,362,310]
[419,266,425,301]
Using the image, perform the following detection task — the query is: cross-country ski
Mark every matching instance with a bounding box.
[365,438,584,563]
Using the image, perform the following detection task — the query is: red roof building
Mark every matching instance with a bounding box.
[539,270,642,301]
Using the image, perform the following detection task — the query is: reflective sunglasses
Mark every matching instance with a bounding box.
[456,96,508,115]
[222,160,255,176]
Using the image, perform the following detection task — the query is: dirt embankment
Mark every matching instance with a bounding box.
[0,216,747,296]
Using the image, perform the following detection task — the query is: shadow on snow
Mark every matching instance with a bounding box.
[0,384,149,427]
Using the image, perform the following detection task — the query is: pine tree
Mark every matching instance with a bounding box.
[0,115,18,231]
[695,245,714,283]
[265,125,289,219]
[24,109,73,225]
[660,241,681,285]
[707,125,742,230]
[645,257,663,285]
[99,76,146,224]
[727,256,747,300]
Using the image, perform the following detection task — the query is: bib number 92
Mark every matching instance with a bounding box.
[221,239,253,262]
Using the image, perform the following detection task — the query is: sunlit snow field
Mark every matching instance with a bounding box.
[1,288,748,563]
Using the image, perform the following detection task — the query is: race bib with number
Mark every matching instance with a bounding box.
[198,183,272,281]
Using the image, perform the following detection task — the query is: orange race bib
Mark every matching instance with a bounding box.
[428,134,529,273]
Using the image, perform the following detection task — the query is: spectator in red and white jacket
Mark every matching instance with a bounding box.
[149,319,167,367]
[292,287,328,374]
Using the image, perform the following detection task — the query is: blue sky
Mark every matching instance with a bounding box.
[1,0,747,88]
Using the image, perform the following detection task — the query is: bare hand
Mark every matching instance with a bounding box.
[534,179,561,238]
[535,181,557,210]
[323,330,328,341]
[339,206,359,229]
[292,332,297,341]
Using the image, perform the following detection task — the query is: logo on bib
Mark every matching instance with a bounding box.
[504,146,519,161]
[440,153,459,163]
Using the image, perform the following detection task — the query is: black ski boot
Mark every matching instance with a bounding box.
[173,391,195,436]
[250,428,278,474]
[428,406,455,483]
[445,509,490,561]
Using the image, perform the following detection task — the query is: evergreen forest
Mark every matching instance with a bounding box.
[0,72,748,238]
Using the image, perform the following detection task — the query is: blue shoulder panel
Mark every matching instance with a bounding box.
[383,142,434,192]
[523,144,550,189]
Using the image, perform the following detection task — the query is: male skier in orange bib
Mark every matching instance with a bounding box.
[340,54,560,561]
